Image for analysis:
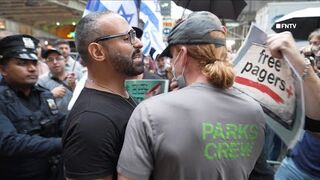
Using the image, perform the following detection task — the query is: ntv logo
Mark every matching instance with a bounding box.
[275,23,297,29]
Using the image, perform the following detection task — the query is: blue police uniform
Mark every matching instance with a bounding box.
[0,34,65,180]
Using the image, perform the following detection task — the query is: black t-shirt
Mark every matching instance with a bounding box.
[62,87,136,179]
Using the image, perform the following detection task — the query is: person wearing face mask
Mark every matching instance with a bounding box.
[117,11,267,180]
[170,50,187,88]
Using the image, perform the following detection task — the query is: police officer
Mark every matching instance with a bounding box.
[0,34,65,180]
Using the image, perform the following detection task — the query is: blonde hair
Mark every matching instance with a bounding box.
[182,31,235,89]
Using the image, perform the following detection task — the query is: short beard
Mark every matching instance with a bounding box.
[109,48,145,76]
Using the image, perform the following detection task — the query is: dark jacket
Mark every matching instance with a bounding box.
[0,80,65,179]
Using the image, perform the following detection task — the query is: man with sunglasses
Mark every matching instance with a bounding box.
[62,11,144,180]
[38,48,76,114]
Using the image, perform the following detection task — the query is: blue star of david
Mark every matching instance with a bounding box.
[118,4,134,24]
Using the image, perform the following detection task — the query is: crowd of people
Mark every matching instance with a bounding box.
[0,9,319,180]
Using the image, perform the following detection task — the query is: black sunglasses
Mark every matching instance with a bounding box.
[93,29,136,45]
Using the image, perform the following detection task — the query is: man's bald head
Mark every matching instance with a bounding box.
[75,11,126,63]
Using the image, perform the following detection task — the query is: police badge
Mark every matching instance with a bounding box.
[46,99,59,114]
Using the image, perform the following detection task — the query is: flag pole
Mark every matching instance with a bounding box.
[136,0,141,27]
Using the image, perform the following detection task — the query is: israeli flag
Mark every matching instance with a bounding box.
[140,0,165,55]
[84,0,139,27]
[84,0,165,55]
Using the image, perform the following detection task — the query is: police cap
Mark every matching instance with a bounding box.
[0,34,39,61]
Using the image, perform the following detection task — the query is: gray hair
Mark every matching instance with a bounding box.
[74,11,113,63]
[308,28,320,42]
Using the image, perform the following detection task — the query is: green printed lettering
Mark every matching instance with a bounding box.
[248,125,258,140]
[204,143,217,160]
[228,142,240,159]
[202,123,258,161]
[204,142,255,160]
[202,122,214,140]
[225,124,238,140]
[213,123,225,140]
[216,142,229,159]
[240,142,253,157]
[238,124,249,139]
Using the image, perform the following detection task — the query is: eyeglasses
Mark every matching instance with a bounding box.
[46,56,65,63]
[93,29,136,45]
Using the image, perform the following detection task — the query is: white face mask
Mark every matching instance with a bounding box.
[171,51,186,88]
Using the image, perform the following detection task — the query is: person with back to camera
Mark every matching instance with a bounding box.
[117,11,267,180]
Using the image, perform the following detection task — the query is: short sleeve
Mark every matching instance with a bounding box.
[63,112,119,179]
[117,103,154,180]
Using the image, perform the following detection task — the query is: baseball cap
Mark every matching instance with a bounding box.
[160,11,226,58]
[42,48,62,59]
[133,26,143,39]
[149,47,161,60]
[0,34,39,61]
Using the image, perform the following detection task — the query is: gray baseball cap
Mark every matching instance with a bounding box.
[160,11,226,58]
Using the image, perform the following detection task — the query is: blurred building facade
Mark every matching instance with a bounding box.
[1,0,319,50]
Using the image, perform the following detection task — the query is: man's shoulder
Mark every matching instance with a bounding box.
[68,110,114,126]
[0,84,13,103]
[67,56,76,62]
[230,87,262,108]
[69,93,123,123]
[0,83,9,93]
[138,90,182,111]
[64,110,120,148]
[37,76,60,89]
[34,85,55,97]
[37,74,52,83]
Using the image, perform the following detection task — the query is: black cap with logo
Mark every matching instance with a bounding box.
[0,34,39,62]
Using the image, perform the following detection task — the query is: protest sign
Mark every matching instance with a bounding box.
[125,79,169,103]
[233,25,304,147]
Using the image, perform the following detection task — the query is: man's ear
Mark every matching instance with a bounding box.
[180,46,188,65]
[222,26,227,34]
[180,46,187,55]
[88,43,106,62]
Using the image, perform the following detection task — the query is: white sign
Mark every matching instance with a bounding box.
[233,24,305,147]
[234,44,296,127]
